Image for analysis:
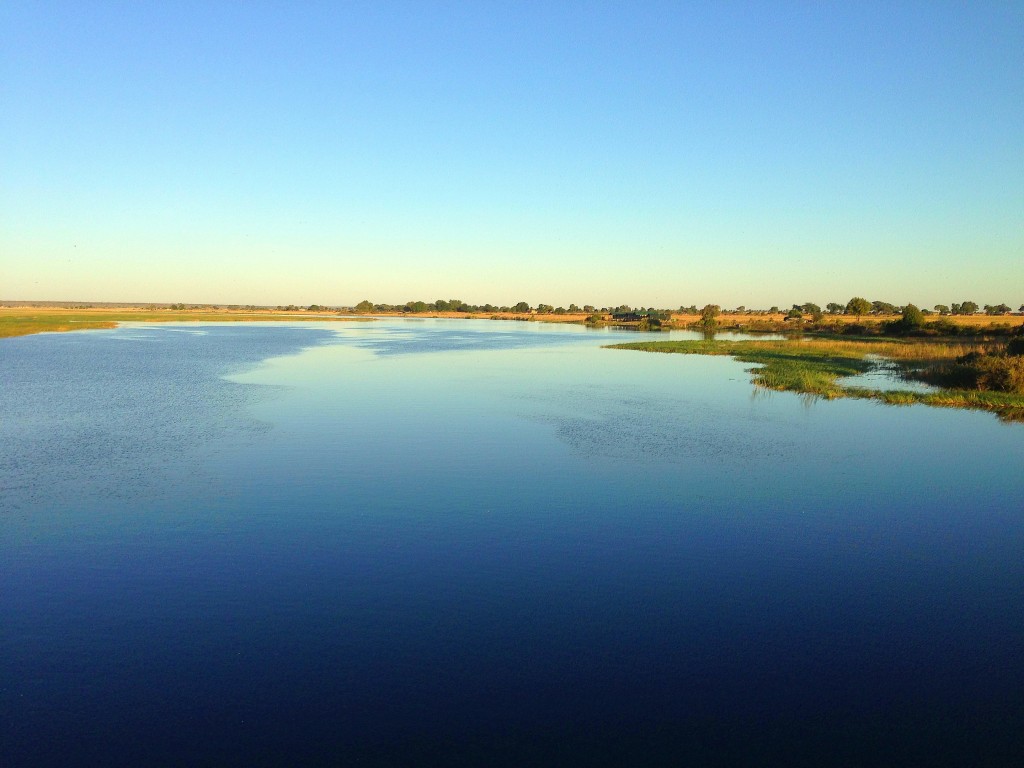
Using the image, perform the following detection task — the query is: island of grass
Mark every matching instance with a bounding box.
[606,337,1024,422]
[0,306,375,339]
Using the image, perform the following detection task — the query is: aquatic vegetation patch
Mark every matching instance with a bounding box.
[607,339,1024,422]
[912,348,1024,395]
[0,309,370,339]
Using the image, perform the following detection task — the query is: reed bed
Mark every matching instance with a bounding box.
[607,338,1024,422]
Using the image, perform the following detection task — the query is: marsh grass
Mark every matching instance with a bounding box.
[0,309,369,339]
[0,315,121,337]
[608,338,1024,421]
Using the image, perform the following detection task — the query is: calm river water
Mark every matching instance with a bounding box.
[2,319,1023,766]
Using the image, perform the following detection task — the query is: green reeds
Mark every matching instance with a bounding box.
[607,339,1024,422]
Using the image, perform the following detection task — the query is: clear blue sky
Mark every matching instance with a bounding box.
[2,1,1021,308]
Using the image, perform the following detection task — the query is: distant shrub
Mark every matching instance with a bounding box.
[925,319,961,336]
[922,349,1024,394]
[973,355,1024,393]
[902,304,925,328]
[841,323,883,336]
[881,304,927,336]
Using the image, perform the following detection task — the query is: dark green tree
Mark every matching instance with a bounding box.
[846,297,871,318]
[901,303,925,328]
[699,304,720,328]
[801,302,823,321]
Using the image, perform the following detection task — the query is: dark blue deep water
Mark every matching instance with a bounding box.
[3,320,1023,766]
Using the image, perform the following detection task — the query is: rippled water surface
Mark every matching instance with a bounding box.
[3,320,1023,766]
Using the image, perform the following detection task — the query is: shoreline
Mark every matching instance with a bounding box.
[2,304,1022,340]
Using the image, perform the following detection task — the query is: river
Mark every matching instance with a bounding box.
[2,319,1022,766]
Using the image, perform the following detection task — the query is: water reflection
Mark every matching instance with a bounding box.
[838,354,941,393]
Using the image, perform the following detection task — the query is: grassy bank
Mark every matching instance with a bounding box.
[607,338,1024,422]
[0,308,371,339]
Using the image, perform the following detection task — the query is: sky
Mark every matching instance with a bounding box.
[1,1,1021,309]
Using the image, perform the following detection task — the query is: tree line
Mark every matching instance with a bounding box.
[260,298,1022,317]
[350,299,670,315]
[341,298,1021,317]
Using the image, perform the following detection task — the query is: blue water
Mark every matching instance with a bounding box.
[3,320,1023,766]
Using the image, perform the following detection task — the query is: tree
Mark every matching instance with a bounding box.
[699,304,720,328]
[826,303,844,314]
[801,302,823,321]
[960,301,979,315]
[354,299,375,313]
[985,303,1011,315]
[934,304,950,316]
[513,301,530,313]
[901,303,924,329]
[872,300,897,315]
[846,297,871,318]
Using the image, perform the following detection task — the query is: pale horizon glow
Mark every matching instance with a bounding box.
[1,2,1021,309]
